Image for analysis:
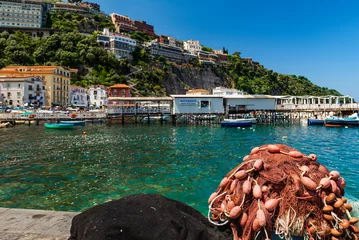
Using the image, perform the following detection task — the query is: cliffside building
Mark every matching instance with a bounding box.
[150,42,184,62]
[197,51,218,65]
[134,20,155,36]
[159,35,183,48]
[110,13,155,36]
[97,28,137,59]
[184,40,202,55]
[0,75,45,108]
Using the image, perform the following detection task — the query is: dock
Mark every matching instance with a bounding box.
[0,208,77,240]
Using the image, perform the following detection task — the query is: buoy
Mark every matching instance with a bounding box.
[83,132,87,135]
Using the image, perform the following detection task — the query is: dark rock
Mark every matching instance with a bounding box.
[69,194,232,240]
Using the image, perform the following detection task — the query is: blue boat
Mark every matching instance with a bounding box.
[59,120,86,126]
[220,120,252,127]
[307,119,324,125]
[44,123,74,129]
[324,113,359,127]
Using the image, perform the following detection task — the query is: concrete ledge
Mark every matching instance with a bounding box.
[0,208,79,240]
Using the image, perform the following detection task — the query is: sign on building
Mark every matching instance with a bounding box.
[179,99,197,105]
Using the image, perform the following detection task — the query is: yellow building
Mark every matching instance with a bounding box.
[186,89,210,95]
[0,66,77,107]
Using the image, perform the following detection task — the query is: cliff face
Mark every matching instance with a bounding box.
[162,64,230,95]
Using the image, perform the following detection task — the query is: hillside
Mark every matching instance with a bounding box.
[0,28,341,97]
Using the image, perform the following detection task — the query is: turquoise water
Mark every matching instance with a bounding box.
[0,123,359,216]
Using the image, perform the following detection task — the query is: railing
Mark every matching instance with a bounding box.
[276,103,359,110]
[106,108,171,114]
[0,112,107,120]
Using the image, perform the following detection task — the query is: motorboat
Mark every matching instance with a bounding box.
[59,120,86,126]
[44,123,74,129]
[220,120,253,127]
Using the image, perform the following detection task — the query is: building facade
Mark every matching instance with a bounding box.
[0,75,45,108]
[70,85,88,108]
[51,2,88,13]
[88,85,107,108]
[0,66,76,107]
[159,35,182,48]
[107,84,131,98]
[0,0,43,28]
[150,42,184,62]
[97,28,137,59]
[134,20,155,36]
[212,87,246,96]
[197,51,218,65]
[78,2,100,12]
[183,40,202,55]
[186,89,210,95]
[110,13,136,33]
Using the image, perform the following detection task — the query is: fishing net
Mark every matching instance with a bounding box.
[207,144,359,240]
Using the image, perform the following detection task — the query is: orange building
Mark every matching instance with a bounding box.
[186,89,210,95]
[107,84,131,97]
[0,66,77,107]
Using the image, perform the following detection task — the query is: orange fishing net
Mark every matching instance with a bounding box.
[207,144,358,240]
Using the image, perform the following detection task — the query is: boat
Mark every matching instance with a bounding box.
[220,120,253,127]
[223,118,257,124]
[307,119,324,125]
[44,123,74,129]
[324,113,359,127]
[59,120,86,126]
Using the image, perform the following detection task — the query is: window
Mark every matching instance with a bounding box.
[200,100,210,108]
[28,85,33,90]
[18,84,21,88]
[17,92,21,98]
[94,91,97,95]
[7,92,11,97]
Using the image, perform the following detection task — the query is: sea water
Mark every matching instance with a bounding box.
[0,124,358,218]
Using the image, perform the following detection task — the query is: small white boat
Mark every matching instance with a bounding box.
[223,118,257,124]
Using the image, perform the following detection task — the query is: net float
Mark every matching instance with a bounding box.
[240,212,248,227]
[349,224,359,233]
[208,192,218,204]
[234,170,247,180]
[289,151,303,158]
[230,179,238,192]
[318,164,329,174]
[299,165,310,176]
[326,193,336,204]
[219,177,229,188]
[267,144,280,153]
[330,180,338,194]
[308,226,316,235]
[343,203,352,212]
[253,159,263,171]
[229,206,242,219]
[322,205,334,213]
[318,177,331,189]
[265,198,280,212]
[252,218,261,232]
[334,198,344,208]
[251,147,260,155]
[226,200,235,212]
[336,178,346,189]
[349,217,359,225]
[329,171,340,180]
[323,214,334,221]
[308,153,317,161]
[243,155,249,161]
[253,184,262,199]
[220,202,226,212]
[261,185,269,193]
[330,228,342,237]
[341,197,347,203]
[256,209,266,227]
[300,176,317,191]
[243,179,252,195]
[339,219,350,229]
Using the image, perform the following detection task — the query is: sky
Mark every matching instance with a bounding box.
[89,0,359,100]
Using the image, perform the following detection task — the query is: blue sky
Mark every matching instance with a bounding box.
[90,0,359,100]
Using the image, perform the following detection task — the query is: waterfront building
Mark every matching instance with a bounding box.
[70,85,88,108]
[97,28,137,59]
[183,40,202,55]
[171,95,224,114]
[150,42,184,62]
[88,85,107,108]
[110,13,136,33]
[107,84,131,97]
[0,0,44,28]
[212,87,246,96]
[0,75,45,108]
[0,66,76,107]
[134,20,155,36]
[186,89,210,95]
[197,51,218,65]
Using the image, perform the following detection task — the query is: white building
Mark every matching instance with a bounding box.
[70,85,88,108]
[213,87,246,96]
[183,40,202,55]
[224,95,277,112]
[88,85,107,108]
[0,0,43,28]
[171,95,224,114]
[97,28,137,59]
[0,75,45,108]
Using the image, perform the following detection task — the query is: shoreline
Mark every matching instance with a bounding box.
[0,207,78,240]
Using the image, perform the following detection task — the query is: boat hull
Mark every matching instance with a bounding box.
[307,119,324,125]
[45,123,74,129]
[325,119,359,126]
[223,118,257,124]
[59,121,86,126]
[220,121,253,127]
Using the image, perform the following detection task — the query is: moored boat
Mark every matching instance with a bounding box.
[307,119,324,125]
[220,120,252,127]
[223,118,257,124]
[44,123,74,129]
[324,113,359,127]
[59,120,86,126]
